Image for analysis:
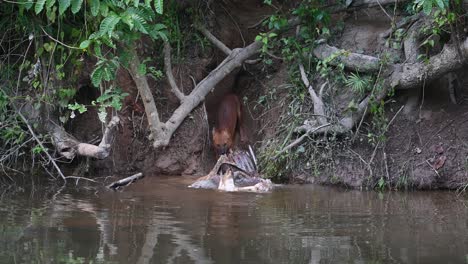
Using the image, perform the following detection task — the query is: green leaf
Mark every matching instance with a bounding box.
[94,44,102,56]
[154,0,163,14]
[138,63,146,75]
[35,0,46,14]
[46,0,56,8]
[58,0,71,15]
[98,109,107,123]
[422,0,432,14]
[24,0,34,10]
[79,40,91,49]
[100,2,109,16]
[91,65,104,87]
[71,0,83,14]
[435,0,446,9]
[90,0,100,16]
[98,14,121,37]
[67,102,87,113]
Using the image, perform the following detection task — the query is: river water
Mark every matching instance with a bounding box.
[1,176,467,264]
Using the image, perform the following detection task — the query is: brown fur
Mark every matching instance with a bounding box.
[212,94,246,156]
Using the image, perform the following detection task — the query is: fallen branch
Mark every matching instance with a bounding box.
[107,172,144,190]
[49,115,120,159]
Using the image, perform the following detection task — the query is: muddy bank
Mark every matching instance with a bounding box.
[63,1,468,190]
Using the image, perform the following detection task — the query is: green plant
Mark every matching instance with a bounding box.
[344,73,373,95]
[92,87,129,122]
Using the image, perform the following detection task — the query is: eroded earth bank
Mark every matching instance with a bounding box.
[2,0,468,190]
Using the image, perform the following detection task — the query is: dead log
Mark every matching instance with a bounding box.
[107,172,144,190]
[49,115,120,160]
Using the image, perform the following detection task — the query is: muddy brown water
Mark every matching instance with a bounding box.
[1,176,468,264]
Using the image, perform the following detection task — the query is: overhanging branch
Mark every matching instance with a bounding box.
[164,41,186,102]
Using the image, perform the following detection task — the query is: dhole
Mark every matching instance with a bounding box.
[212,94,246,156]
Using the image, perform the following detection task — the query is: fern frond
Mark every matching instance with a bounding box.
[98,14,121,37]
[154,0,163,14]
[91,65,104,87]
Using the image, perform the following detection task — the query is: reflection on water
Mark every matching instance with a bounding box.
[1,176,468,264]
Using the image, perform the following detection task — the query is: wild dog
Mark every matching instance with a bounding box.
[212,94,246,156]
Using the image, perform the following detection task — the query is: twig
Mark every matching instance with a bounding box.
[384,151,390,181]
[16,108,66,181]
[425,159,440,177]
[220,3,246,47]
[163,41,185,102]
[64,176,98,183]
[248,16,269,29]
[375,0,393,21]
[274,123,331,158]
[15,34,33,96]
[368,105,404,169]
[40,26,81,50]
[349,148,372,177]
[385,105,405,131]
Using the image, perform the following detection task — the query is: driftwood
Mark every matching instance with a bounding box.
[107,172,144,190]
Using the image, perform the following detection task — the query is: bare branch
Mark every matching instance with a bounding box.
[163,41,185,102]
[194,24,232,55]
[299,63,327,125]
[194,24,260,64]
[154,41,263,149]
[128,49,165,141]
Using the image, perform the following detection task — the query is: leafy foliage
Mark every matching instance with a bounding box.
[413,0,449,14]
